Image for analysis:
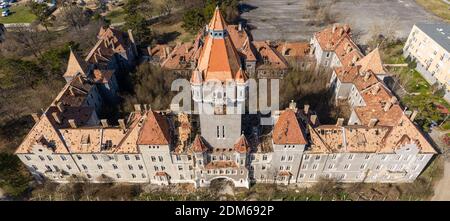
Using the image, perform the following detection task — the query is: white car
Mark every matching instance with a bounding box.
[2,9,9,17]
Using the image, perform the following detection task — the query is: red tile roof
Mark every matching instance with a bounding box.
[138,111,171,145]
[234,134,249,153]
[273,109,307,145]
[191,134,208,153]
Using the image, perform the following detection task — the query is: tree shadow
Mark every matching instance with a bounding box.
[239,3,258,13]
[154,31,181,44]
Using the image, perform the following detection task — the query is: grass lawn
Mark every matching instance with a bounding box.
[416,0,450,22]
[105,8,126,24]
[381,41,450,132]
[0,5,36,24]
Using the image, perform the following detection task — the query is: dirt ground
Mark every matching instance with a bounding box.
[241,0,443,43]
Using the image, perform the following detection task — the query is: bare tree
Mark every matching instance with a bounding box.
[59,3,91,30]
[2,25,52,58]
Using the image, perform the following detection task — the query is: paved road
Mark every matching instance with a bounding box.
[241,0,443,43]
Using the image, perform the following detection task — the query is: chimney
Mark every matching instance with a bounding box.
[332,24,337,33]
[410,110,418,122]
[147,46,152,57]
[56,101,65,113]
[390,96,398,105]
[336,118,344,126]
[118,119,126,129]
[383,101,393,112]
[371,84,380,95]
[289,100,297,110]
[31,113,40,123]
[101,119,108,127]
[238,23,242,32]
[52,112,61,124]
[310,115,318,125]
[304,104,310,114]
[339,28,344,36]
[282,43,288,56]
[404,110,412,118]
[368,118,378,127]
[351,55,358,65]
[364,72,370,81]
[134,104,142,112]
[68,119,77,128]
[164,47,171,58]
[346,45,352,54]
[69,86,75,96]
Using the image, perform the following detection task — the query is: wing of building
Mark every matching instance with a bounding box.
[15,11,437,187]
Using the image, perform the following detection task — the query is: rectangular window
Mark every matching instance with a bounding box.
[66,165,72,170]
[315,155,320,160]
[92,155,98,160]
[288,156,293,161]
[61,156,67,161]
[151,156,156,162]
[178,166,183,171]
[113,164,118,169]
[217,126,219,138]
[125,155,130,160]
[344,164,350,170]
[25,156,31,161]
[222,126,225,138]
[154,166,159,171]
[281,156,286,161]
[263,155,267,161]
[97,164,103,170]
[138,165,143,170]
[128,165,133,170]
[47,156,53,161]
[312,164,318,170]
[135,155,140,160]
[159,156,164,162]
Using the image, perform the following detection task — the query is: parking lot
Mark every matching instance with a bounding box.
[241,0,443,43]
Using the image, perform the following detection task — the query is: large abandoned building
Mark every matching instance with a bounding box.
[15,9,436,188]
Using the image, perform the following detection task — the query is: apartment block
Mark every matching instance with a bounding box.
[403,23,450,102]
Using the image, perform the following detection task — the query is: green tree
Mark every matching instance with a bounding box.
[124,13,152,45]
[182,8,205,34]
[0,153,32,198]
[181,0,239,34]
[124,0,153,44]
[29,2,54,32]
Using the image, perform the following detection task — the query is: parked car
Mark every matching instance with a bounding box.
[1,9,10,17]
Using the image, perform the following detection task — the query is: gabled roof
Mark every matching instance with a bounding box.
[138,111,171,145]
[314,24,352,51]
[191,134,208,153]
[356,48,387,75]
[234,134,249,153]
[63,49,89,79]
[253,41,289,69]
[273,109,307,145]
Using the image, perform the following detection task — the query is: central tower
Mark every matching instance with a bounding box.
[191,7,248,148]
